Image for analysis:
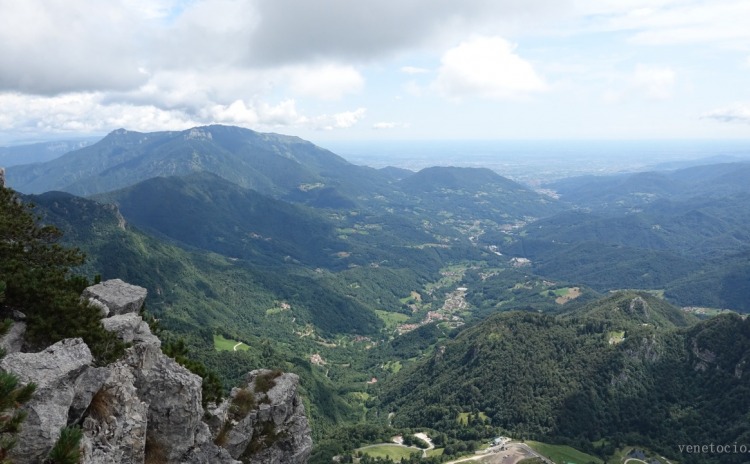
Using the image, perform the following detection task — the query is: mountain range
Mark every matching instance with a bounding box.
[4,125,750,463]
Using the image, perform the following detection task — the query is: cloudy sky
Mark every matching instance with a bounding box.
[1,0,749,144]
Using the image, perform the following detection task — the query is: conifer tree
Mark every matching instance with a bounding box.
[0,187,124,364]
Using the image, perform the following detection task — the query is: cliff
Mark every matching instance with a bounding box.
[0,279,312,463]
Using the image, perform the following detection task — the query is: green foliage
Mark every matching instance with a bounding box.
[0,322,36,463]
[0,187,125,364]
[254,369,283,394]
[378,293,750,464]
[229,388,256,421]
[44,426,82,464]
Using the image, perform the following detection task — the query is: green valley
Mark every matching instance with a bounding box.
[6,126,750,464]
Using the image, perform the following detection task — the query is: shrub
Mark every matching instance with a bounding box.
[45,426,82,464]
[229,388,256,421]
[144,437,168,464]
[254,369,283,394]
[86,387,115,421]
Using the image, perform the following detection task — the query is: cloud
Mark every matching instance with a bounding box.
[372,121,408,130]
[401,66,430,75]
[286,64,364,100]
[702,104,750,124]
[308,108,367,131]
[433,36,547,100]
[0,0,567,96]
[633,64,676,100]
[0,92,366,140]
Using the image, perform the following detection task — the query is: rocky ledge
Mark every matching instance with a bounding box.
[0,279,312,463]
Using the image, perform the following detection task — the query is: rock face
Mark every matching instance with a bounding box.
[0,319,26,354]
[206,369,313,464]
[0,279,312,463]
[0,338,102,464]
[82,278,148,316]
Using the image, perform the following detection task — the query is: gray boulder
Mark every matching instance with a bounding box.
[0,338,98,464]
[82,279,147,316]
[101,313,160,347]
[0,320,26,354]
[124,343,204,462]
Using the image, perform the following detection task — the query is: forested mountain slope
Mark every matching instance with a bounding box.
[379,293,750,463]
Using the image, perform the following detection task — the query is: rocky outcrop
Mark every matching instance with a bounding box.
[82,278,148,317]
[0,338,104,464]
[205,369,313,464]
[0,279,312,463]
[0,319,26,354]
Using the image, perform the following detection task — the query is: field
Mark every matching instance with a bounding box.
[213,334,250,352]
[375,310,410,330]
[457,411,489,425]
[357,444,420,460]
[526,440,603,464]
[553,287,582,304]
[608,331,626,345]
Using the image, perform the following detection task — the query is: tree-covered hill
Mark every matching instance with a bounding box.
[494,188,750,310]
[95,171,347,268]
[378,292,750,463]
[398,166,560,220]
[6,125,396,205]
[547,161,750,211]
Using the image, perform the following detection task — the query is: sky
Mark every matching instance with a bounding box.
[1,0,750,145]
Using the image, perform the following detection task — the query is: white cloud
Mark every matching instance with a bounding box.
[308,108,367,131]
[633,64,676,100]
[372,121,408,130]
[401,66,430,75]
[287,64,364,100]
[0,92,198,136]
[702,103,750,124]
[433,36,547,100]
[572,0,750,46]
[0,92,366,140]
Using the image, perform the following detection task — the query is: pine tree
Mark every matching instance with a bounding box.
[0,187,124,364]
[44,426,82,464]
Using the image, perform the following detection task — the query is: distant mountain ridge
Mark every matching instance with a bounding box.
[549,161,750,210]
[0,138,97,167]
[6,125,394,205]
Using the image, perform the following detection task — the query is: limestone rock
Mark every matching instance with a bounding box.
[126,344,204,462]
[82,279,147,316]
[0,338,94,464]
[206,369,312,464]
[68,366,109,425]
[102,313,160,347]
[0,277,313,463]
[81,362,148,464]
[181,422,241,464]
[0,320,26,354]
